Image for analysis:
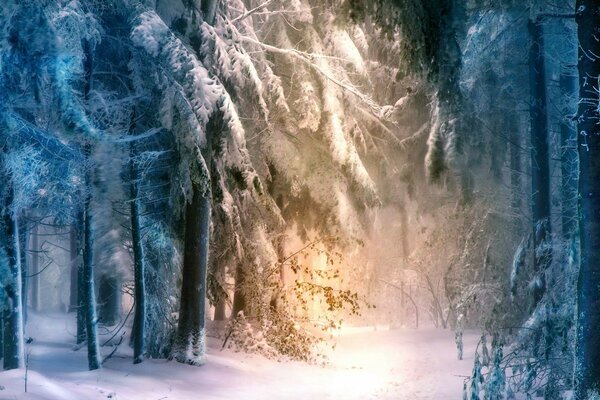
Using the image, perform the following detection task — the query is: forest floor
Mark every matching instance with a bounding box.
[0,312,478,400]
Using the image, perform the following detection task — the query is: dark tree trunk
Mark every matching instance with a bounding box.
[214,297,227,321]
[75,214,86,345]
[171,0,216,365]
[488,113,503,182]
[574,2,600,398]
[97,275,121,326]
[459,168,474,206]
[559,69,578,240]
[508,118,522,215]
[19,217,27,323]
[0,317,3,361]
[201,0,218,25]
[130,142,146,364]
[213,245,229,321]
[69,225,79,312]
[399,205,409,260]
[173,180,211,365]
[2,185,24,370]
[528,19,552,307]
[268,234,287,313]
[29,222,39,312]
[231,265,246,318]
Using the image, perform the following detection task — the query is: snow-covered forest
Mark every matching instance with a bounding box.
[0,0,599,399]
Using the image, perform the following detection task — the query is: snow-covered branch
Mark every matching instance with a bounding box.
[231,0,274,23]
[226,20,407,122]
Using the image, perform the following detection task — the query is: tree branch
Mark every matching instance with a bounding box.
[231,0,274,23]
[225,21,404,122]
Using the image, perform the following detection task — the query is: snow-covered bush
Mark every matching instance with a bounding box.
[224,308,331,364]
[223,311,284,361]
[484,346,506,400]
[222,234,370,362]
[470,353,484,400]
[258,309,323,363]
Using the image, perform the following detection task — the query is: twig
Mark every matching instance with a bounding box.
[25,259,53,278]
[231,0,274,23]
[101,302,134,347]
[102,332,125,365]
[221,325,234,350]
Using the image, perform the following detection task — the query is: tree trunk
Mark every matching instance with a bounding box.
[399,204,409,260]
[130,142,146,364]
[173,180,211,365]
[69,225,79,312]
[0,317,3,361]
[508,117,522,215]
[214,297,227,321]
[97,275,121,326]
[201,0,218,25]
[82,39,100,371]
[559,69,578,240]
[29,222,39,312]
[2,185,24,370]
[19,217,28,324]
[82,159,100,370]
[75,214,86,345]
[574,2,600,397]
[231,265,246,318]
[528,19,552,308]
[380,280,418,329]
[170,0,216,366]
[213,253,228,321]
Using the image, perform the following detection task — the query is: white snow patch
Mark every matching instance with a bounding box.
[0,312,479,400]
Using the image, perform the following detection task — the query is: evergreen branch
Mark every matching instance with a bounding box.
[226,21,405,122]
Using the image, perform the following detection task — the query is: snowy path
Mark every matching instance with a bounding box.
[0,313,478,400]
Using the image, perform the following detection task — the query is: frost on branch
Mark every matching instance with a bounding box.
[130,10,257,206]
[49,0,103,141]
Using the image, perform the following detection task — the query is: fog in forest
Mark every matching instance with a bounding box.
[1,0,599,399]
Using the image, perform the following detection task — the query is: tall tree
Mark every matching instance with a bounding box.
[153,0,219,366]
[69,224,79,312]
[574,1,600,398]
[97,275,121,326]
[19,217,28,324]
[1,177,24,370]
[508,117,522,216]
[29,221,40,312]
[75,212,86,345]
[231,262,246,318]
[81,40,101,371]
[173,168,211,365]
[559,68,578,239]
[129,141,146,364]
[528,18,552,308]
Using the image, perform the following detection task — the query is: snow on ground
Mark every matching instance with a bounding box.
[0,312,478,400]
